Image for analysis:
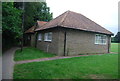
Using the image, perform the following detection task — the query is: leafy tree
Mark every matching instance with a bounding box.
[14,2,53,31]
[111,37,115,43]
[24,2,52,31]
[2,2,53,51]
[0,2,2,33]
[14,2,23,9]
[2,2,22,51]
[114,32,120,43]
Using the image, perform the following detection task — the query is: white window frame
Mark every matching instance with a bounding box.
[95,34,107,45]
[44,32,52,41]
[38,33,42,41]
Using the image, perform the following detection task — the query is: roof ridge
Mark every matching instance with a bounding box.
[35,11,69,31]
[35,10,113,35]
[57,11,69,26]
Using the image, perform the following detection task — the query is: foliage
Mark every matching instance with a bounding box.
[14,2,53,31]
[24,2,53,31]
[114,32,120,43]
[14,47,55,61]
[111,37,115,43]
[14,54,118,79]
[2,2,22,51]
[0,2,2,32]
[2,2,22,38]
[112,32,120,43]
[2,2,53,51]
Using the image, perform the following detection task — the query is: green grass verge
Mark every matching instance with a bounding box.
[14,54,118,79]
[14,47,55,61]
[111,43,118,53]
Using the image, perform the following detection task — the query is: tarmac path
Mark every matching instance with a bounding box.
[2,47,19,79]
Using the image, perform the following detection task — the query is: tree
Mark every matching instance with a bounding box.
[111,37,115,43]
[24,2,52,31]
[2,2,22,51]
[2,2,53,51]
[114,32,120,43]
[14,2,53,31]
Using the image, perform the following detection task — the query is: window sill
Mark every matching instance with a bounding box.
[38,40,42,41]
[95,43,107,45]
[44,40,52,42]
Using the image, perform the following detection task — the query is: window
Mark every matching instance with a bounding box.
[28,35,30,40]
[95,34,107,45]
[44,32,52,41]
[38,33,42,41]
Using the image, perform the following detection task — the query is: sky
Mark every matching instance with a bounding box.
[46,0,119,36]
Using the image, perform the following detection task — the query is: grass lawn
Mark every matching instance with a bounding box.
[14,43,118,79]
[14,54,118,79]
[14,47,55,61]
[111,43,118,53]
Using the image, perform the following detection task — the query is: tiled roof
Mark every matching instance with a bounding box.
[25,26,35,33]
[35,11,113,35]
[37,21,47,27]
[25,21,47,33]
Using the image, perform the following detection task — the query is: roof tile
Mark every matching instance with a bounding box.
[25,21,47,33]
[35,11,113,35]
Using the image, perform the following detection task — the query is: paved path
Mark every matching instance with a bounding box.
[0,56,2,80]
[15,53,117,64]
[2,47,19,79]
[15,55,89,64]
[1,46,117,80]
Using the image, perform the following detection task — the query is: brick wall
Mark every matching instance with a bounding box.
[36,27,111,56]
[64,29,110,55]
[36,28,59,55]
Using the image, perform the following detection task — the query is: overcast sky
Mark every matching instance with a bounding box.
[46,0,119,35]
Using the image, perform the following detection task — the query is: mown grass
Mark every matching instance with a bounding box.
[14,43,118,79]
[14,47,55,61]
[14,54,118,79]
[14,43,118,61]
[111,43,118,53]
